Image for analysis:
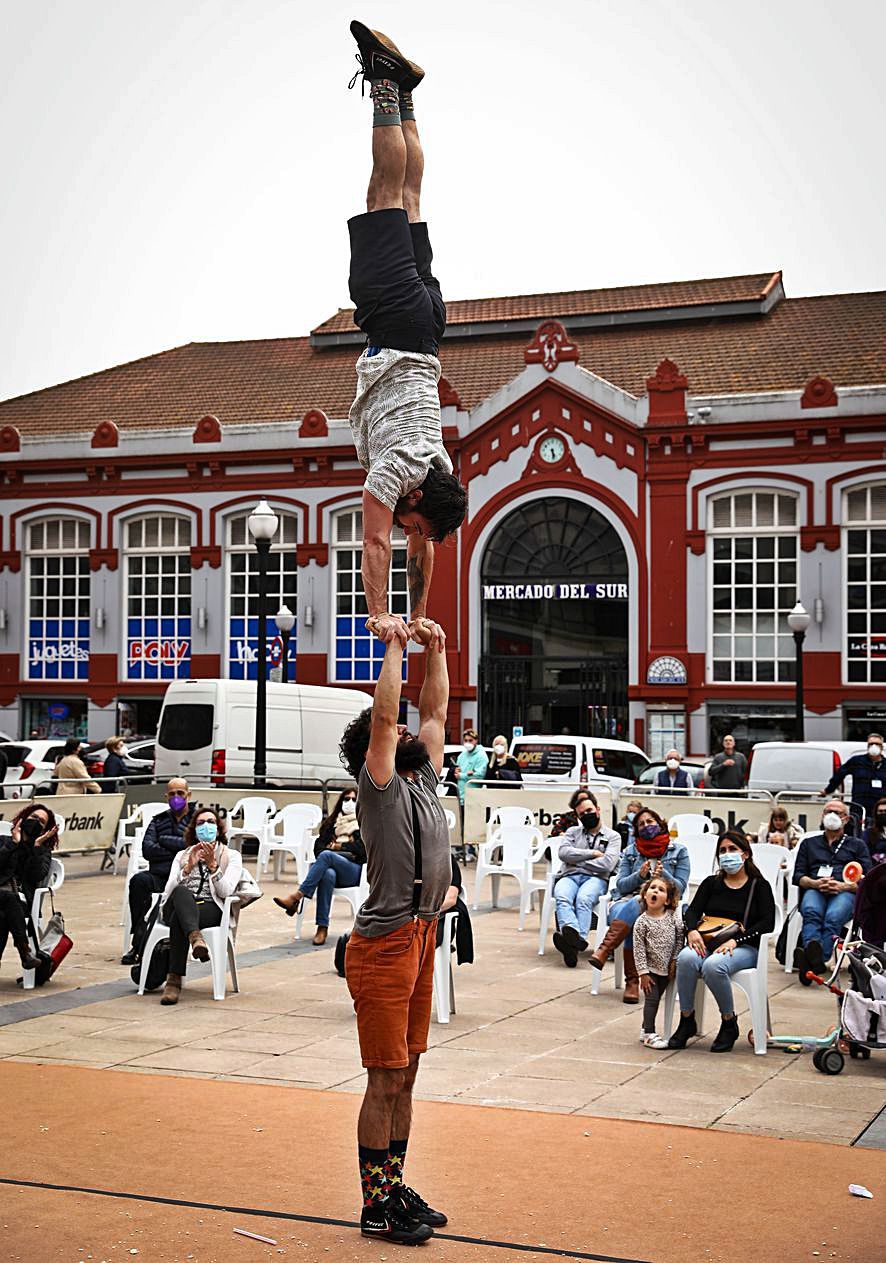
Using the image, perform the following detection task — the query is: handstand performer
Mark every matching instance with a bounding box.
[339,613,452,1244]
[347,20,467,648]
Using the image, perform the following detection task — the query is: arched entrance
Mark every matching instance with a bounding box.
[479,497,629,738]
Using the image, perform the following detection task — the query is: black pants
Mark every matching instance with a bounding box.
[164,885,222,976]
[642,972,670,1033]
[128,870,166,945]
[0,888,30,957]
[347,208,446,353]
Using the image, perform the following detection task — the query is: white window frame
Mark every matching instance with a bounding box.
[706,489,799,685]
[330,507,408,683]
[647,710,687,763]
[224,510,299,680]
[843,482,886,685]
[24,516,92,682]
[122,513,193,681]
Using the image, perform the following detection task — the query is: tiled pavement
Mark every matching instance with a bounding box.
[1,856,884,1146]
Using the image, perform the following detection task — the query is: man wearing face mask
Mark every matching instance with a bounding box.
[792,798,873,980]
[654,750,695,795]
[121,777,194,966]
[822,733,886,825]
[552,794,621,967]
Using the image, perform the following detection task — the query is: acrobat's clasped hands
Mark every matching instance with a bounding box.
[345,19,467,651]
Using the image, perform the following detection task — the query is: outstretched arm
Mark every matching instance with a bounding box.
[407,534,434,620]
[415,623,449,776]
[362,490,407,646]
[365,639,405,787]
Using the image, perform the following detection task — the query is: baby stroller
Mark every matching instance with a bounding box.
[804,932,886,1074]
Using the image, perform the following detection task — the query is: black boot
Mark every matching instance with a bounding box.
[15,939,42,972]
[710,1013,740,1053]
[805,939,825,976]
[667,1011,698,1049]
[553,931,578,968]
[794,944,813,985]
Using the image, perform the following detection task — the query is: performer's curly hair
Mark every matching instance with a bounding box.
[340,707,374,779]
[410,467,468,542]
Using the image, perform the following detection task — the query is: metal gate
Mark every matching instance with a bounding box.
[478,655,628,739]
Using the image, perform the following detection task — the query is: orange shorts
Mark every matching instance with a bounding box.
[345,918,437,1069]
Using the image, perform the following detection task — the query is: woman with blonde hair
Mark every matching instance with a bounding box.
[484,735,522,787]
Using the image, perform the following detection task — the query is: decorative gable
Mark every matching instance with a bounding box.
[524,320,579,372]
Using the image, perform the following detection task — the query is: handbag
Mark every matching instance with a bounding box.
[234,866,263,908]
[697,880,757,950]
[129,898,169,991]
[35,899,73,986]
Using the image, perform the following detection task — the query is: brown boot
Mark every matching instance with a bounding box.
[189,930,210,962]
[160,973,183,1005]
[589,919,630,970]
[312,926,329,946]
[273,892,304,918]
[623,947,640,1004]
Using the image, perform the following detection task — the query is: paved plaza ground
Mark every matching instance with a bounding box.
[1,858,884,1261]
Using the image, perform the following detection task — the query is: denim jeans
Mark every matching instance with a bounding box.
[800,887,855,960]
[607,895,643,946]
[300,850,363,927]
[554,874,608,939]
[676,943,758,1017]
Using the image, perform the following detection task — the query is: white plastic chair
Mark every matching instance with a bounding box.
[433,910,459,1024]
[261,802,322,880]
[111,801,166,875]
[227,795,277,858]
[444,809,457,831]
[750,842,790,936]
[485,805,534,844]
[21,857,66,991]
[472,819,547,930]
[589,892,626,996]
[682,835,718,893]
[687,933,772,1055]
[537,870,611,957]
[295,863,370,941]
[137,893,241,1001]
[120,835,151,951]
[668,813,716,842]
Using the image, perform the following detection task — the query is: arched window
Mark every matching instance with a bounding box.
[332,508,407,682]
[708,490,798,683]
[124,514,192,680]
[845,484,886,683]
[26,518,91,681]
[226,511,298,679]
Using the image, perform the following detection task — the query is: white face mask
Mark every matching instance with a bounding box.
[666,758,679,771]
[493,744,506,756]
[341,799,356,815]
[118,745,128,756]
[463,742,475,752]
[822,811,844,832]
[869,744,883,758]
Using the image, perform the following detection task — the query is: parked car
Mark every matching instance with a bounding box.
[84,738,155,785]
[153,678,374,784]
[747,741,867,796]
[636,760,707,789]
[0,739,71,798]
[509,735,649,794]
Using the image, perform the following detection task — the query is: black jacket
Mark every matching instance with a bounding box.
[485,756,522,787]
[435,857,474,963]
[313,821,367,867]
[102,751,127,794]
[0,835,52,901]
[142,807,194,879]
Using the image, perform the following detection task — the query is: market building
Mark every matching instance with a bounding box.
[1,270,885,758]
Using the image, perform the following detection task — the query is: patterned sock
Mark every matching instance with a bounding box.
[399,89,416,123]
[370,79,401,127]
[359,1145,390,1209]
[385,1138,408,1195]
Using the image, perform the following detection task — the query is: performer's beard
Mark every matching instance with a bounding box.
[394,734,429,772]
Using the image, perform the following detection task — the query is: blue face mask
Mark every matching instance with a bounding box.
[626,812,636,823]
[196,822,217,845]
[718,850,744,874]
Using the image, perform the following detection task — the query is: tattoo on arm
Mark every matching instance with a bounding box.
[408,555,426,618]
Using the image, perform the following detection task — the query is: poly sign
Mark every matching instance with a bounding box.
[128,639,189,665]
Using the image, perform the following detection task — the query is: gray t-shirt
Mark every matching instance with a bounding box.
[355,758,452,938]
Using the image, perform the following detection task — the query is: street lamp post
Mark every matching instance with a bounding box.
[248,500,279,786]
[274,604,295,684]
[787,601,811,742]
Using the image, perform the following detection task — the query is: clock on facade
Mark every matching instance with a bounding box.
[646,655,688,685]
[539,435,566,464]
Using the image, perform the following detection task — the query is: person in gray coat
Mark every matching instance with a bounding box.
[552,792,621,967]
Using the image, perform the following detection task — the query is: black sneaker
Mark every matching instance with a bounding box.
[667,1012,698,1049]
[553,931,578,968]
[562,925,589,954]
[396,1184,448,1228]
[805,939,825,976]
[794,944,813,985]
[349,20,417,89]
[360,1202,433,1245]
[121,949,139,966]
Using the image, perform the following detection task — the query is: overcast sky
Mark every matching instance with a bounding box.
[1,0,884,403]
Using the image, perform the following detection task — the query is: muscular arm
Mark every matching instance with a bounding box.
[365,639,405,787]
[361,490,394,620]
[407,534,434,620]
[417,639,449,777]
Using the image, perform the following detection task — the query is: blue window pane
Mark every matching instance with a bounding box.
[29,620,42,637]
[337,616,351,635]
[336,639,351,659]
[46,620,59,637]
[145,619,158,636]
[355,639,370,658]
[128,619,141,637]
[61,620,75,638]
[179,618,191,634]
[372,638,386,658]
[61,659,75,680]
[161,619,175,637]
[355,660,371,681]
[78,620,90,638]
[335,663,352,682]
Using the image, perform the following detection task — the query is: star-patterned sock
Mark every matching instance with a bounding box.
[385,1137,408,1195]
[359,1144,390,1208]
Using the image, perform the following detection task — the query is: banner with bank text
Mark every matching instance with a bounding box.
[463,785,613,846]
[613,789,796,838]
[0,794,127,854]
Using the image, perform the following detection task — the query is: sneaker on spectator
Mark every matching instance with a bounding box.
[641,1031,669,1050]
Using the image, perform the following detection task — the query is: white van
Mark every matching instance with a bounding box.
[154,679,373,785]
[747,741,866,795]
[509,734,649,794]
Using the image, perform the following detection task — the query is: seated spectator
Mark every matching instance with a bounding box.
[590,806,690,1003]
[121,778,195,965]
[792,799,872,981]
[756,807,802,849]
[102,736,128,794]
[55,737,101,796]
[669,830,776,1053]
[274,789,367,945]
[485,736,522,787]
[654,751,695,794]
[853,860,886,947]
[550,788,595,839]
[552,793,620,967]
[158,806,243,1005]
[862,796,886,866]
[634,875,684,1049]
[0,804,58,974]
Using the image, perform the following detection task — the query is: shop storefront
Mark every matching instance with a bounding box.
[21,697,89,740]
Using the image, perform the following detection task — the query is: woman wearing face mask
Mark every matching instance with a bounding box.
[485,736,522,788]
[274,790,367,944]
[589,807,690,1003]
[158,807,242,1005]
[862,796,886,866]
[454,730,488,859]
[0,804,58,974]
[551,793,621,967]
[102,736,128,795]
[668,830,775,1052]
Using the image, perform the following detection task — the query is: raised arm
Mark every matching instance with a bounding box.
[414,624,449,776]
[365,639,406,787]
[407,533,434,621]
[362,489,408,646]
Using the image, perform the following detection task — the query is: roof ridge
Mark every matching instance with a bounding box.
[442,270,779,308]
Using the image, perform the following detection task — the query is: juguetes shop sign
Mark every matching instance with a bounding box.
[482,582,628,600]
